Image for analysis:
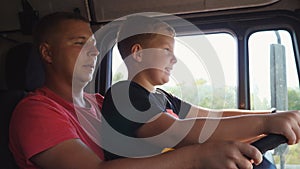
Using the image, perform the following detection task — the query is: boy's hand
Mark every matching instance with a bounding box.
[265,110,300,145]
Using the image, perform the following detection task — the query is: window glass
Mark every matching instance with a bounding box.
[249,30,300,168]
[249,30,300,111]
[112,33,237,108]
[112,46,128,83]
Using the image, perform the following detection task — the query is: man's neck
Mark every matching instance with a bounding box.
[45,80,86,107]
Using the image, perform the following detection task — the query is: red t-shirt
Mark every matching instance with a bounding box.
[9,87,105,169]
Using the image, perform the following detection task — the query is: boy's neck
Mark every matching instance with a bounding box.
[131,75,155,93]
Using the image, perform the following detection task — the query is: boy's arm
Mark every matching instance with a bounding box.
[30,138,262,169]
[185,105,272,118]
[158,89,271,118]
[137,111,300,148]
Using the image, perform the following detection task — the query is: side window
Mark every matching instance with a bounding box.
[112,33,238,109]
[112,46,128,83]
[249,30,300,111]
[249,30,300,168]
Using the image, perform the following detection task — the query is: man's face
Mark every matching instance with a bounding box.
[139,35,177,85]
[47,20,99,87]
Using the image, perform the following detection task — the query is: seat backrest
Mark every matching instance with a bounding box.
[0,42,45,169]
[5,42,44,91]
[0,90,26,169]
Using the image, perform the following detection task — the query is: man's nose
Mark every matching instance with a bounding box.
[88,45,100,57]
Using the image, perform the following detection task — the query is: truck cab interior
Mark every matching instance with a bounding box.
[0,0,299,168]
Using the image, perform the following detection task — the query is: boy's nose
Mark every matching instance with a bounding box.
[172,54,177,64]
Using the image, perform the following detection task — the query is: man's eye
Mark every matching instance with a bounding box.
[75,42,85,45]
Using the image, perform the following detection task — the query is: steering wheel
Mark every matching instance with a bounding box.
[250,134,287,168]
[251,133,288,154]
[251,109,288,154]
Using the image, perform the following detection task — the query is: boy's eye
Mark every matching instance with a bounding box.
[163,48,170,53]
[163,48,173,56]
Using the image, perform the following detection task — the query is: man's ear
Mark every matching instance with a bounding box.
[131,44,143,62]
[40,42,53,63]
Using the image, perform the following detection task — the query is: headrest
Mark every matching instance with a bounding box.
[5,42,45,91]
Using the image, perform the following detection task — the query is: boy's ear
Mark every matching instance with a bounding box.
[131,44,143,62]
[40,42,53,64]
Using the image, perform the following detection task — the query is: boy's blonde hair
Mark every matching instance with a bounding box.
[117,15,176,60]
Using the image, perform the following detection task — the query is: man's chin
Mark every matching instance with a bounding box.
[73,76,93,86]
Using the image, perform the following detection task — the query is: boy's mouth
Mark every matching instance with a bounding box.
[165,67,172,74]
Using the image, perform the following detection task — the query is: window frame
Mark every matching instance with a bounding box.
[97,10,300,110]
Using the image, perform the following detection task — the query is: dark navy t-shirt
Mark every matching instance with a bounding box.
[101,80,191,159]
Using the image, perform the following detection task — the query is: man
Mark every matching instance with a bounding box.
[9,12,262,169]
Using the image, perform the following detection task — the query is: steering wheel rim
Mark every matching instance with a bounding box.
[251,134,288,154]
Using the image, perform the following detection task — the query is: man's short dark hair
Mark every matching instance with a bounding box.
[33,12,89,47]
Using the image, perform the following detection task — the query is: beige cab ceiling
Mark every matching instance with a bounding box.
[91,0,281,22]
[2,0,300,32]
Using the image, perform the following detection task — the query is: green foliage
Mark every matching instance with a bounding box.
[160,78,237,109]
[112,72,124,84]
[274,144,300,165]
[288,87,300,110]
[250,93,270,110]
[285,144,300,164]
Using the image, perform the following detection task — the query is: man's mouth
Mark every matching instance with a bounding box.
[83,64,95,70]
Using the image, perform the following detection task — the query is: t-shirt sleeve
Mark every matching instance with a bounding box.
[156,88,191,119]
[9,96,79,161]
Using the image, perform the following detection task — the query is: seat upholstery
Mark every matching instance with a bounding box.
[0,90,26,169]
[0,42,45,169]
[5,42,44,91]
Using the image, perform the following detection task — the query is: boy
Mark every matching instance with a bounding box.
[101,14,300,159]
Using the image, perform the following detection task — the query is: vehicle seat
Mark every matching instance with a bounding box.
[0,90,26,169]
[5,42,44,91]
[0,42,44,169]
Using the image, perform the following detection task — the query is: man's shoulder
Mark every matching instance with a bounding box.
[13,87,71,117]
[19,88,52,105]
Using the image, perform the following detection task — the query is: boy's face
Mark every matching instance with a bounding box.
[138,34,177,86]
